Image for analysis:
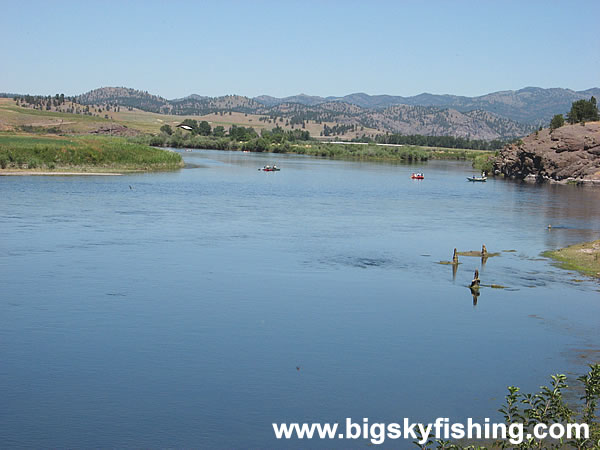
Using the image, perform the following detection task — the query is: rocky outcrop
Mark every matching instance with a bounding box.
[494,122,600,183]
[89,124,140,137]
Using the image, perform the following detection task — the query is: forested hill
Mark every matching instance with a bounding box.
[67,86,541,140]
[76,87,170,113]
[255,87,600,125]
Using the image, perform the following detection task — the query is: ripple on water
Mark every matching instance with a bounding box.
[313,254,406,270]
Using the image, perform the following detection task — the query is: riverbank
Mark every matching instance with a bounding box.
[0,170,122,176]
[0,133,184,172]
[494,121,600,183]
[197,142,489,164]
[137,133,489,163]
[298,143,488,162]
[543,239,600,278]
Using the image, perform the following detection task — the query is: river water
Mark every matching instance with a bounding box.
[1,150,599,448]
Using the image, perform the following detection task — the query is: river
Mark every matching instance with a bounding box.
[1,150,599,448]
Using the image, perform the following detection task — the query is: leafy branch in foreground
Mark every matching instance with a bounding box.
[496,366,600,449]
[414,364,600,449]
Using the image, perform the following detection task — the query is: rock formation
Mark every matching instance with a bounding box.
[494,122,600,183]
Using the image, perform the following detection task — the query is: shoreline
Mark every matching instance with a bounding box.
[543,239,600,278]
[161,144,486,164]
[0,134,184,175]
[0,170,123,176]
[498,173,600,186]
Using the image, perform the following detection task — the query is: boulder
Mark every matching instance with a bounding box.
[494,122,600,183]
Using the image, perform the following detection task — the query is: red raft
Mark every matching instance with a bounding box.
[411,173,424,179]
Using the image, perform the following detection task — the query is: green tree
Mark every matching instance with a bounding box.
[198,121,211,136]
[160,124,173,135]
[549,114,564,131]
[180,119,198,132]
[566,96,599,124]
[212,126,225,137]
[229,125,258,141]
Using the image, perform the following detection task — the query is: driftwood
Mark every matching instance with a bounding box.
[470,269,481,305]
[452,248,459,264]
[470,269,480,288]
[470,288,480,305]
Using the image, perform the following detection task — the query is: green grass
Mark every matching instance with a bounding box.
[3,105,111,123]
[143,130,492,163]
[0,133,183,171]
[268,142,486,163]
[471,151,498,172]
[289,143,430,161]
[138,132,482,162]
[542,240,600,278]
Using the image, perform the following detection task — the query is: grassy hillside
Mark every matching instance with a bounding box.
[1,98,381,139]
[253,88,600,124]
[0,134,183,172]
[69,86,536,139]
[0,98,490,169]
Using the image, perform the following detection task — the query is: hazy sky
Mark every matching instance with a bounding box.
[1,0,598,99]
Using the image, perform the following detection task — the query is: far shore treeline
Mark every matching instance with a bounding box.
[133,120,490,163]
[366,133,508,150]
[144,118,508,153]
[1,92,596,173]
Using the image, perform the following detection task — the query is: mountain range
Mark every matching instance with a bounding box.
[254,87,600,124]
[73,86,599,140]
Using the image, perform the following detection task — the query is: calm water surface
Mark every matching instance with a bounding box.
[1,150,599,448]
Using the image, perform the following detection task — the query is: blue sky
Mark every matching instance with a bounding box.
[1,0,598,98]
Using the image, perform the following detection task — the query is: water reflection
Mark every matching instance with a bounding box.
[2,152,600,448]
[470,286,481,306]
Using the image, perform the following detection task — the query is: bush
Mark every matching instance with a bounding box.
[413,364,600,448]
[567,97,599,124]
[494,364,600,449]
[27,158,39,169]
[149,135,166,147]
[550,114,565,131]
[473,153,495,173]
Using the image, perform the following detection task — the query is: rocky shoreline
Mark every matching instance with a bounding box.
[493,122,600,184]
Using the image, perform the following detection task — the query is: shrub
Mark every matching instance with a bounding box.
[567,97,599,124]
[549,114,564,131]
